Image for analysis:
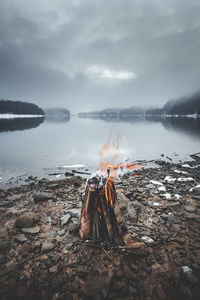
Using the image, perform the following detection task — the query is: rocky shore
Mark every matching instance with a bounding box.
[0,154,200,300]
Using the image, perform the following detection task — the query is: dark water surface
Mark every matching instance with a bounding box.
[0,116,200,185]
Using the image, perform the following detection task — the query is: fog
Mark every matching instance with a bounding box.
[0,0,200,112]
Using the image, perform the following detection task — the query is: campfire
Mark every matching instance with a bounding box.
[80,130,140,246]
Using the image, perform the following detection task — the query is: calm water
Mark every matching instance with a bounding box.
[0,115,200,185]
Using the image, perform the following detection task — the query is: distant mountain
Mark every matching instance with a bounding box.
[163,92,200,116]
[0,99,44,115]
[78,90,200,121]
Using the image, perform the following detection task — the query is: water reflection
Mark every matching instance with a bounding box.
[0,117,45,133]
[145,116,200,137]
[79,114,200,138]
[161,117,200,137]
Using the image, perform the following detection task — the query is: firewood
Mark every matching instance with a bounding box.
[80,176,132,247]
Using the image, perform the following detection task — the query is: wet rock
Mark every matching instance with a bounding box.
[33,192,54,203]
[15,212,39,228]
[41,241,54,252]
[21,226,40,234]
[65,172,75,177]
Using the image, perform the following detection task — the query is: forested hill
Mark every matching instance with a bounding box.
[163,92,200,115]
[0,99,44,115]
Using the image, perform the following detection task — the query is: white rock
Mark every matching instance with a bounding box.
[150,180,163,186]
[152,202,161,207]
[174,169,188,175]
[181,164,192,168]
[141,236,154,245]
[189,184,200,192]
[164,176,176,183]
[162,193,172,200]
[178,177,194,182]
[181,266,192,273]
[158,186,166,192]
[174,194,181,200]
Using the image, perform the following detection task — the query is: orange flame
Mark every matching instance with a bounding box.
[97,130,140,208]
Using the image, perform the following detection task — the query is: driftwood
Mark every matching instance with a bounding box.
[80,176,132,247]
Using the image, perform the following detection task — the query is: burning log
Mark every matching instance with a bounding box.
[80,175,132,247]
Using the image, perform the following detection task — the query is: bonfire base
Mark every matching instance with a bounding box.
[80,176,132,247]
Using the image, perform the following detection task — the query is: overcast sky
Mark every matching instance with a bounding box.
[0,0,200,112]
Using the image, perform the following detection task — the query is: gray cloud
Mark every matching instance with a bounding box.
[0,0,200,112]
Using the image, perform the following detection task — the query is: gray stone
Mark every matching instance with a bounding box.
[21,226,40,234]
[57,229,66,236]
[71,217,79,225]
[184,213,196,220]
[15,212,39,228]
[192,195,200,201]
[185,205,195,213]
[67,208,80,218]
[65,242,73,250]
[60,214,71,226]
[33,192,54,203]
[161,214,168,221]
[41,241,54,252]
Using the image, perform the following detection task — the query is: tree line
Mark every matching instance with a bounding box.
[0,99,44,115]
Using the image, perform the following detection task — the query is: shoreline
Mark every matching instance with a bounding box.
[0,155,200,299]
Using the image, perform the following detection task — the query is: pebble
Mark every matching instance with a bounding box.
[185,205,195,213]
[15,234,27,242]
[57,229,66,236]
[41,241,54,252]
[15,212,39,228]
[141,236,154,245]
[33,192,54,203]
[21,226,40,234]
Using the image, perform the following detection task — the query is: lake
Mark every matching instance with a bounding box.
[0,115,200,186]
